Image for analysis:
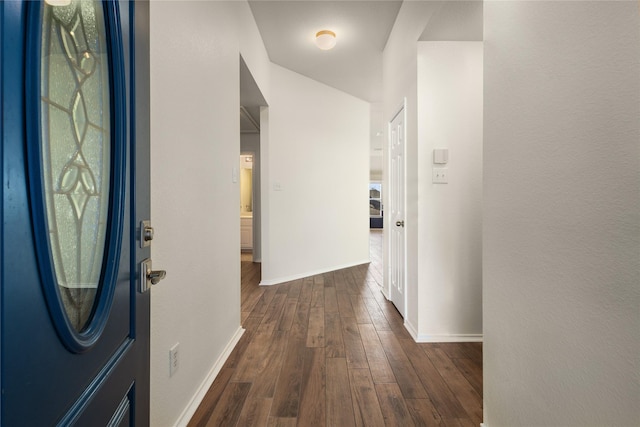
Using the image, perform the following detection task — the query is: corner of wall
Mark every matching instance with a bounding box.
[150,1,264,424]
[403,319,419,341]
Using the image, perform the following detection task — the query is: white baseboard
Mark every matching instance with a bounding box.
[404,319,419,340]
[259,259,371,286]
[402,321,482,343]
[480,423,488,427]
[174,326,245,427]
[415,333,483,343]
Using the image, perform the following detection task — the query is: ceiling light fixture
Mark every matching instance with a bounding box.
[315,30,336,50]
[45,0,72,6]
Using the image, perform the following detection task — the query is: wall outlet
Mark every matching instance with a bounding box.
[169,343,179,377]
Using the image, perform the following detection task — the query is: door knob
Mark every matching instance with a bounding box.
[396,220,405,227]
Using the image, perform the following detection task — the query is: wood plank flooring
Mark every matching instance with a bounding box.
[189,230,482,426]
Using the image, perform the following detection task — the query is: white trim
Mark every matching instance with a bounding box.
[403,321,482,343]
[174,327,245,427]
[414,333,483,343]
[390,98,406,123]
[404,319,419,340]
[480,423,488,427]
[259,260,371,286]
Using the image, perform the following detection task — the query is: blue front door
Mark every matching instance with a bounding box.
[1,0,150,425]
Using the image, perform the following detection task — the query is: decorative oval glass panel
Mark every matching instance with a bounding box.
[40,0,111,332]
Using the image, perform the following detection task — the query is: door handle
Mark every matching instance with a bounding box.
[148,269,166,285]
[139,259,167,292]
[396,220,405,227]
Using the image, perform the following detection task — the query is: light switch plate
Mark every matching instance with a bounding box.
[432,168,448,184]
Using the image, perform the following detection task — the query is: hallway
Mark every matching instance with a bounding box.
[189,231,482,426]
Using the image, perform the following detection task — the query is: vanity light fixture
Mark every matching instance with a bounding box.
[315,30,337,50]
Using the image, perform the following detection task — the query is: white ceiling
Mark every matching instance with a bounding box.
[244,0,483,172]
[248,1,482,105]
[248,0,402,103]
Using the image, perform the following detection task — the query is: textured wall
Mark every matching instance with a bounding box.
[149,2,270,424]
[483,1,640,425]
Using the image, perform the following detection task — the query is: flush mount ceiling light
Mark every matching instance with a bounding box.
[45,0,72,6]
[315,30,337,50]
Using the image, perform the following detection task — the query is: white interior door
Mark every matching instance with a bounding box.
[388,105,406,317]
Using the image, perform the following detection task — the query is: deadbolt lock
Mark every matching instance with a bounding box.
[140,220,154,248]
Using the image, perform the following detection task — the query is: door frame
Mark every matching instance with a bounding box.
[386,99,407,317]
[132,1,151,423]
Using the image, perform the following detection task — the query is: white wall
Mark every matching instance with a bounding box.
[236,7,271,105]
[383,1,441,331]
[383,2,483,341]
[370,102,385,180]
[416,42,483,340]
[150,2,270,425]
[261,64,370,285]
[483,1,640,425]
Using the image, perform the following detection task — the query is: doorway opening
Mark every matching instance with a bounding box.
[240,153,254,255]
[239,106,262,264]
[239,55,267,302]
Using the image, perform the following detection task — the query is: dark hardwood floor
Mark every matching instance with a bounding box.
[189,230,482,426]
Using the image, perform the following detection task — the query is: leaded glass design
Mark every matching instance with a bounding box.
[40,0,111,332]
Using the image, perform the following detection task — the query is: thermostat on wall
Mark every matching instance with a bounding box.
[433,148,449,164]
